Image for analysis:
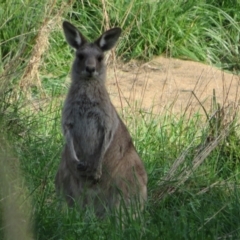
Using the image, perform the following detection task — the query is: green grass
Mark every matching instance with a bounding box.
[1,98,240,239]
[1,0,240,239]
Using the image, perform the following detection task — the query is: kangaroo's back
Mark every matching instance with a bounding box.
[55,21,147,217]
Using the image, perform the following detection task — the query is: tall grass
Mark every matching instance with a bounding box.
[1,0,240,239]
[2,95,240,239]
[65,0,240,69]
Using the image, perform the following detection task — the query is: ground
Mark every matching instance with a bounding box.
[107,56,240,117]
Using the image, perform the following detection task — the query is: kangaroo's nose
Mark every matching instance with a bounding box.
[86,66,95,74]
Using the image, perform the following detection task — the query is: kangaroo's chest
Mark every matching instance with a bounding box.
[64,94,108,132]
[73,97,100,117]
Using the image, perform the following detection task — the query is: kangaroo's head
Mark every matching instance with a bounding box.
[63,21,121,81]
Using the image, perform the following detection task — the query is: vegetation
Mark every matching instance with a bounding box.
[1,0,240,239]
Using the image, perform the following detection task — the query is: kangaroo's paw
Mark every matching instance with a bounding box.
[77,161,87,171]
[93,165,102,180]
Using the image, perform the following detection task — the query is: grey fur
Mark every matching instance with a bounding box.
[55,21,147,217]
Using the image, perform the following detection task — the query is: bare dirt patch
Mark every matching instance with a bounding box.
[107,56,240,116]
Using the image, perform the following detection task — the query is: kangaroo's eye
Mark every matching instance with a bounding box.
[77,53,84,60]
[98,55,103,62]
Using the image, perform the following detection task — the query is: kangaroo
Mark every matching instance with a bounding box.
[55,21,147,217]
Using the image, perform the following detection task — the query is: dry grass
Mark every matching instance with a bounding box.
[19,0,74,98]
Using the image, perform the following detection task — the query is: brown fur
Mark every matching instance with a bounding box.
[55,21,147,217]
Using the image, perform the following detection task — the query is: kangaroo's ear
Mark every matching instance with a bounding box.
[95,28,122,51]
[62,21,87,49]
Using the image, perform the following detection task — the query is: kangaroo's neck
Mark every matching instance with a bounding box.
[68,76,110,103]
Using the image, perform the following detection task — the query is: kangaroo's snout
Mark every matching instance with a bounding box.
[86,65,96,74]
[84,56,97,76]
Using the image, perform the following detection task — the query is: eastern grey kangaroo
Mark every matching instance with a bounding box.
[55,21,147,217]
